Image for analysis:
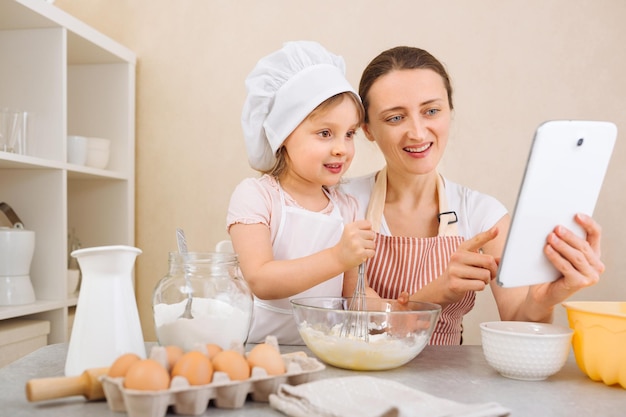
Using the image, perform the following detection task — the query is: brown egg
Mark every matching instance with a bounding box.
[247,343,286,376]
[108,353,141,377]
[164,345,184,370]
[205,343,223,360]
[171,351,213,385]
[212,350,250,381]
[123,359,170,390]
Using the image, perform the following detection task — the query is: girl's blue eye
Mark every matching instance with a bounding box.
[387,115,402,123]
[426,108,440,116]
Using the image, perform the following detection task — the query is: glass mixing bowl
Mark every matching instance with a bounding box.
[290,296,441,371]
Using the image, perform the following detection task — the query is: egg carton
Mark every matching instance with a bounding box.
[100,348,325,417]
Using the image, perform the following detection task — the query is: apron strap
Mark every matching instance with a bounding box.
[366,167,458,237]
[365,167,387,230]
[435,174,459,236]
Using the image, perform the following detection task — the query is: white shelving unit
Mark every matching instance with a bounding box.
[0,0,136,344]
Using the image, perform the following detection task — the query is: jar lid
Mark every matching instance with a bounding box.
[0,226,34,233]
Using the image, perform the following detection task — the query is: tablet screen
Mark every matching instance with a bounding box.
[496,120,616,288]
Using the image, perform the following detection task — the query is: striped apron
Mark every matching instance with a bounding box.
[366,168,474,345]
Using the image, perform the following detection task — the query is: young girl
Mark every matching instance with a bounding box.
[227,41,377,344]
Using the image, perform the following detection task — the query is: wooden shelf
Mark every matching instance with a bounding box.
[0,0,135,351]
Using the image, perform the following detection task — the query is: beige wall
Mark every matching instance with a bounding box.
[56,0,626,344]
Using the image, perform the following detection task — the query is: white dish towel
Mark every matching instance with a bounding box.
[269,376,510,417]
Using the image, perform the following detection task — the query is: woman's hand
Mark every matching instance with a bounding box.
[437,227,500,304]
[529,214,604,308]
[403,227,500,307]
[492,213,603,323]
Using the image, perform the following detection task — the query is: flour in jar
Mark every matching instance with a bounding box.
[154,297,250,351]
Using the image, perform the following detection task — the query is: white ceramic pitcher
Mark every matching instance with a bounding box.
[65,245,146,376]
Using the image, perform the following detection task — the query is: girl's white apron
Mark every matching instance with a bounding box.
[247,186,344,345]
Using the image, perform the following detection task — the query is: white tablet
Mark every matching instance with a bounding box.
[496,120,617,288]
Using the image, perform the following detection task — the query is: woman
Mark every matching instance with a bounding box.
[342,46,604,344]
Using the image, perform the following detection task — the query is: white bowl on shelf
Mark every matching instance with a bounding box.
[85,137,111,169]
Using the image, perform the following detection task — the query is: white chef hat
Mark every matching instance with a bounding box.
[241,41,357,172]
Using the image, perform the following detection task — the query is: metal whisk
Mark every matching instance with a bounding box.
[340,262,369,341]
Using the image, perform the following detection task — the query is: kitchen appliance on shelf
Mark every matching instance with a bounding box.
[0,202,36,306]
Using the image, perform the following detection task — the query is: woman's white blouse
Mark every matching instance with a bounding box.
[340,172,508,239]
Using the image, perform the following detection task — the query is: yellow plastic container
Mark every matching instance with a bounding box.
[562,301,626,388]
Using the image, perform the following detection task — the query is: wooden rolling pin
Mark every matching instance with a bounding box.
[26,367,109,402]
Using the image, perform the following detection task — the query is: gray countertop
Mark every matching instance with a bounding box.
[1,343,624,416]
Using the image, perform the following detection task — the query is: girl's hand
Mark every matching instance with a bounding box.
[334,219,376,269]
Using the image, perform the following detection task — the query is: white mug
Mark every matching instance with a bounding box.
[67,135,88,165]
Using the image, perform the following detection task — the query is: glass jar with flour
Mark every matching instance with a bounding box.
[152,252,253,351]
